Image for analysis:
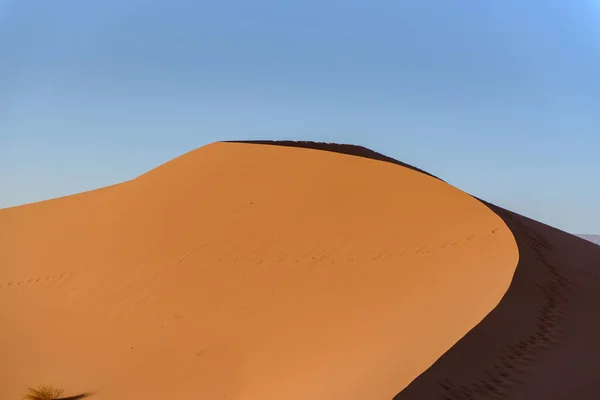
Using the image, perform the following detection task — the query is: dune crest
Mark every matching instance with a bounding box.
[1,142,517,400]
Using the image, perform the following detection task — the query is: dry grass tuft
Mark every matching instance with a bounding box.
[22,385,64,400]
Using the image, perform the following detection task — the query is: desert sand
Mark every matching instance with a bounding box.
[394,202,600,399]
[3,140,581,399]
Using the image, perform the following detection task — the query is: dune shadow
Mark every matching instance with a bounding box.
[223,140,443,181]
[389,199,600,399]
[56,393,93,400]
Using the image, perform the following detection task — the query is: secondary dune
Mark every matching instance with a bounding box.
[1,142,518,400]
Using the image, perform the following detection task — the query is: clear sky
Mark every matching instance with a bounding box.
[1,0,599,234]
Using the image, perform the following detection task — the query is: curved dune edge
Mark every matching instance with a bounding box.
[0,141,518,400]
[393,202,600,399]
[224,140,443,181]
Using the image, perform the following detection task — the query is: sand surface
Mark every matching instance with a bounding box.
[394,202,600,399]
[1,142,518,399]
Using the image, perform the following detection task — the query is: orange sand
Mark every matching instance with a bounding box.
[0,142,518,400]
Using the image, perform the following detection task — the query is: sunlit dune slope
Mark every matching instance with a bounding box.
[0,142,518,400]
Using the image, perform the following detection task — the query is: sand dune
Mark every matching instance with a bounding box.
[394,203,600,399]
[578,234,600,246]
[1,141,518,399]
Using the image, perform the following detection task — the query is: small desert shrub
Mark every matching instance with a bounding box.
[22,385,64,400]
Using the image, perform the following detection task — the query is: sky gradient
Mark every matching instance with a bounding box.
[1,0,599,234]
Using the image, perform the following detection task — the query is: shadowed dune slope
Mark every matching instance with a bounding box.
[393,203,600,400]
[225,140,442,180]
[578,234,600,246]
[0,142,517,400]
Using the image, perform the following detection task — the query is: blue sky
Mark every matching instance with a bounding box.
[1,0,599,234]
